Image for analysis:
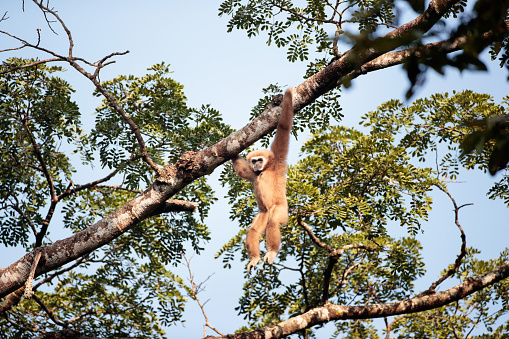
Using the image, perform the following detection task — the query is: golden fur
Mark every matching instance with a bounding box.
[232,88,294,273]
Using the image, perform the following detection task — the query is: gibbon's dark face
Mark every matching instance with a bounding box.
[250,156,266,173]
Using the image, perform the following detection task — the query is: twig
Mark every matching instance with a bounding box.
[183,254,224,338]
[33,255,88,290]
[422,183,469,294]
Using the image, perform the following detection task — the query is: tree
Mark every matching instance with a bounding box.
[0,0,508,338]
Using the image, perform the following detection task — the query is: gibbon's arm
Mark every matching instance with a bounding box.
[232,155,257,183]
[271,87,294,161]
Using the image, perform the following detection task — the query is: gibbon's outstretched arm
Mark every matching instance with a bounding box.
[270,87,294,161]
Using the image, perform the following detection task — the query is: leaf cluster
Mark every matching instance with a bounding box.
[0,61,231,337]
[220,90,509,337]
[0,58,81,247]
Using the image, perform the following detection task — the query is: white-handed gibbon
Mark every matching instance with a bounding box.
[232,87,294,273]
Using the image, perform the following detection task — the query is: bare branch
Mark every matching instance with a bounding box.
[1,2,158,174]
[32,0,74,57]
[183,255,224,337]
[422,183,469,294]
[149,200,199,216]
[0,11,8,23]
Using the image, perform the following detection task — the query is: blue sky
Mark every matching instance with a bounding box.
[1,1,508,337]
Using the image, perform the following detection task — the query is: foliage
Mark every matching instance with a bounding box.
[362,90,509,203]
[219,0,509,97]
[218,91,509,337]
[0,59,231,337]
[218,0,400,61]
[2,0,509,337]
[0,58,81,248]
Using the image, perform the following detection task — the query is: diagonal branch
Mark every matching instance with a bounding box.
[295,0,489,107]
[1,0,507,315]
[344,20,509,85]
[1,1,159,174]
[0,90,286,300]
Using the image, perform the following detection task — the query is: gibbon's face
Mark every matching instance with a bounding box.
[249,156,267,173]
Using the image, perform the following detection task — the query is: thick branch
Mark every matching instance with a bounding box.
[149,200,199,216]
[0,286,24,313]
[1,0,506,311]
[345,21,509,84]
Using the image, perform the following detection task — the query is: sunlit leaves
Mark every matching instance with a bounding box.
[218,88,509,337]
[0,61,227,337]
[0,58,82,248]
[218,0,400,62]
[91,62,232,188]
[362,90,507,179]
[220,109,436,332]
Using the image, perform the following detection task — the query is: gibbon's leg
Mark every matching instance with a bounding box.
[246,212,269,273]
[263,204,288,265]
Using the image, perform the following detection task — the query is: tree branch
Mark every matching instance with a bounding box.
[205,262,509,339]
[344,20,509,85]
[422,183,469,294]
[298,218,375,305]
[183,255,224,337]
[295,0,487,107]
[148,200,199,216]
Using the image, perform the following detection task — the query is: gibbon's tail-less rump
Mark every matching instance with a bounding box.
[231,87,294,273]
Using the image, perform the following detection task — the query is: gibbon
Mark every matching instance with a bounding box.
[232,87,294,273]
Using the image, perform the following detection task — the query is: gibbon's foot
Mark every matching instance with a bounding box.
[263,251,278,265]
[247,257,260,274]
